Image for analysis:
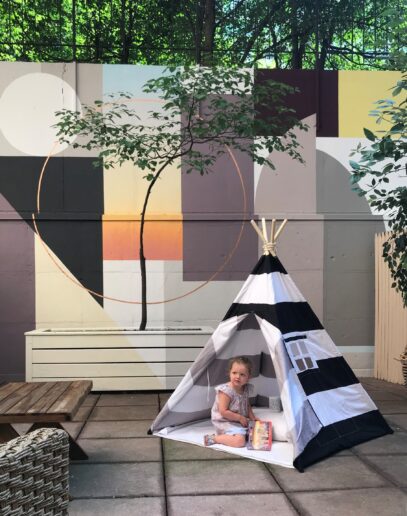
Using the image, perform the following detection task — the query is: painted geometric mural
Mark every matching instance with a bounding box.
[0,62,401,381]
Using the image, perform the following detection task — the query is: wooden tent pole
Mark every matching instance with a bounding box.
[274,219,288,241]
[251,218,288,256]
[270,219,276,243]
[261,218,268,242]
[250,220,267,243]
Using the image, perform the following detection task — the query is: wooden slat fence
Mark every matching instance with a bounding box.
[375,232,407,384]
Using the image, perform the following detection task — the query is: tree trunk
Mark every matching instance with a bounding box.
[194,0,204,64]
[202,0,215,66]
[290,0,302,69]
[317,39,329,70]
[139,248,147,330]
[138,162,173,330]
[120,0,127,63]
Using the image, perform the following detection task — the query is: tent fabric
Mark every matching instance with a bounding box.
[150,254,392,470]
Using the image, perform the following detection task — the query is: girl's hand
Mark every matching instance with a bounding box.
[240,415,248,427]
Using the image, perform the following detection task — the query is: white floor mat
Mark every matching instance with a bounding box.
[154,408,294,468]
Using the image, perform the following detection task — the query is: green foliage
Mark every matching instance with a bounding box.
[55,66,307,176]
[55,65,307,329]
[0,0,404,69]
[349,74,407,306]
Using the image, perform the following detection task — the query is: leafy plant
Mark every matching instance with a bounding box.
[55,65,307,329]
[0,0,404,69]
[349,74,407,306]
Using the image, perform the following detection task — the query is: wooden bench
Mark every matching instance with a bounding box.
[0,380,92,460]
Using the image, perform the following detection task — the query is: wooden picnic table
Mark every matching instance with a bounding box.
[0,380,92,460]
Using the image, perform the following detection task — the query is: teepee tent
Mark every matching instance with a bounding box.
[150,219,392,471]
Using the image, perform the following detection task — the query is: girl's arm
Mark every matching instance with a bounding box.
[217,391,248,427]
[248,402,259,421]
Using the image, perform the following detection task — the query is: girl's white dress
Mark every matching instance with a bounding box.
[211,382,253,435]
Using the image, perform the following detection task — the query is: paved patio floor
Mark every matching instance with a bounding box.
[18,377,406,515]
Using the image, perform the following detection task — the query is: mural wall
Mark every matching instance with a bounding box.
[0,62,401,382]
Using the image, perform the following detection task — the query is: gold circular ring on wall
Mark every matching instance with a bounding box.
[32,110,248,305]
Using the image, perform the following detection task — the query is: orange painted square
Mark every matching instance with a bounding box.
[103,219,183,260]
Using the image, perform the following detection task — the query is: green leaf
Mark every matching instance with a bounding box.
[390,122,404,133]
[363,128,376,141]
[349,160,360,170]
[382,163,394,173]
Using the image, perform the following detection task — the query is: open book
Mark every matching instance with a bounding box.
[247,420,272,451]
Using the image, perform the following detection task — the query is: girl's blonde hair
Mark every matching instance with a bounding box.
[228,356,252,376]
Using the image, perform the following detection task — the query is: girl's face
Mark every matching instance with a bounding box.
[229,362,250,391]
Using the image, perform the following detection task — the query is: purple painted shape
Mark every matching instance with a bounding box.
[255,70,338,137]
[183,220,258,281]
[182,145,256,280]
[0,194,35,381]
[182,145,254,215]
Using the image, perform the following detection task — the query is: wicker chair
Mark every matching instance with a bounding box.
[0,428,69,516]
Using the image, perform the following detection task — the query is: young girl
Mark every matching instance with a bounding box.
[204,356,257,448]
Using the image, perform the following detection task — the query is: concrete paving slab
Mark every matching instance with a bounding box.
[69,497,165,516]
[168,493,297,516]
[74,437,162,462]
[360,378,405,392]
[365,455,407,487]
[79,420,154,438]
[69,462,164,497]
[72,405,93,421]
[368,384,407,399]
[82,394,100,407]
[334,449,353,456]
[289,487,407,516]
[166,459,280,495]
[386,414,407,431]
[360,378,382,386]
[60,421,84,440]
[352,431,407,455]
[375,401,407,414]
[360,383,381,391]
[368,391,406,401]
[13,422,83,439]
[12,423,31,435]
[89,405,158,421]
[97,393,159,406]
[266,456,389,491]
[360,380,407,398]
[163,439,240,461]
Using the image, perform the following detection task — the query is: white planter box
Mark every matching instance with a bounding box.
[25,327,213,391]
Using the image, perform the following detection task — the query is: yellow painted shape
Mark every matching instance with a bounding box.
[34,235,158,371]
[104,158,182,215]
[35,234,114,327]
[339,71,402,137]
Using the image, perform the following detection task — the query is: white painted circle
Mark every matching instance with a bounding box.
[0,72,81,156]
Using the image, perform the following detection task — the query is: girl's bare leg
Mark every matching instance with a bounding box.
[214,434,246,448]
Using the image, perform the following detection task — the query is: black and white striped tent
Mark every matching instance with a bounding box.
[150,253,392,471]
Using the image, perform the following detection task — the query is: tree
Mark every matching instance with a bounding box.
[0,0,404,70]
[349,74,407,306]
[55,66,307,329]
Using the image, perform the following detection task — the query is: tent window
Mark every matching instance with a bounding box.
[287,340,317,373]
[304,357,314,369]
[296,358,306,371]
